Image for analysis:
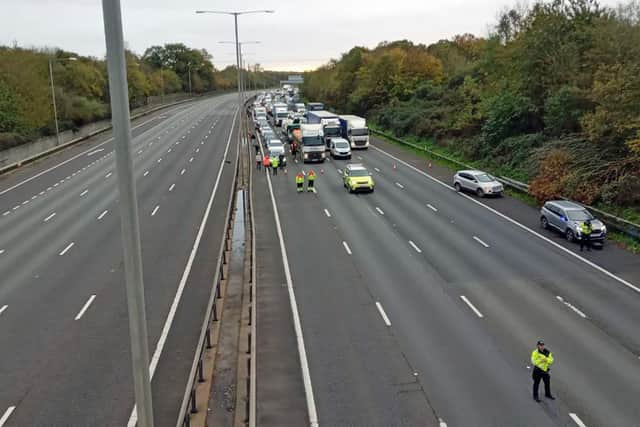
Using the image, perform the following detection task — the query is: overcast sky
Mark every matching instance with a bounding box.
[2,0,624,71]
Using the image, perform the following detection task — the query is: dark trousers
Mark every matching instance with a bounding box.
[580,235,591,251]
[272,166,277,176]
[256,161,261,170]
[532,368,551,399]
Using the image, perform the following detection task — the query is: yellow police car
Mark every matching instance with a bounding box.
[343,163,375,193]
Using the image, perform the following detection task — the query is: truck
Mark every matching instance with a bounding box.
[306,102,324,112]
[339,115,369,149]
[306,111,342,149]
[272,103,288,127]
[298,124,326,163]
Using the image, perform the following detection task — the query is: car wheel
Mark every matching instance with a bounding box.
[565,229,575,242]
[476,187,484,197]
[454,182,461,192]
[541,216,549,230]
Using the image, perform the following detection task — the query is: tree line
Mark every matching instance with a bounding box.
[0,43,287,149]
[302,0,640,210]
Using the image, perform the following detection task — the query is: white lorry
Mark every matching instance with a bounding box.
[299,124,326,163]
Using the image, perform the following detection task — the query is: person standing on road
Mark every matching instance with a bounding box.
[263,154,270,171]
[252,134,259,153]
[256,152,262,170]
[296,171,304,193]
[307,170,316,192]
[580,220,593,252]
[278,153,285,170]
[271,155,279,176]
[531,340,555,402]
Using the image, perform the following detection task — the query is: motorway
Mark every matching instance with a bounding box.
[0,93,239,426]
[254,123,640,426]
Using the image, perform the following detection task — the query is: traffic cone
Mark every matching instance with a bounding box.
[320,169,324,175]
[428,162,432,169]
[393,163,397,170]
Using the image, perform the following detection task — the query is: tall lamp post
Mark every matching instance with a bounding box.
[195,10,273,117]
[48,56,77,145]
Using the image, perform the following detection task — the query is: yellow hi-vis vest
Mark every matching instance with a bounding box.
[296,174,304,184]
[580,222,592,235]
[531,349,554,372]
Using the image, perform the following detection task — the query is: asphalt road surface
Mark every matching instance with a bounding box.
[254,125,640,427]
[0,93,239,426]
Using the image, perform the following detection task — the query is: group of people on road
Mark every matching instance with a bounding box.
[295,170,316,193]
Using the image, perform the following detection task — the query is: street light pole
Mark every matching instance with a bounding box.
[101,1,154,427]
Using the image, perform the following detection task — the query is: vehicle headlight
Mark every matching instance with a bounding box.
[602,225,607,233]
[321,152,326,158]
[303,153,308,159]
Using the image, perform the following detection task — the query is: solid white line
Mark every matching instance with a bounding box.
[473,236,490,248]
[324,209,331,218]
[105,172,112,179]
[74,295,96,320]
[0,305,7,315]
[371,144,640,295]
[409,240,422,253]
[80,189,88,197]
[180,168,186,175]
[261,140,319,427]
[375,207,384,215]
[375,302,392,326]
[569,413,587,427]
[0,406,16,426]
[127,108,239,427]
[427,203,438,212]
[460,295,484,318]
[44,212,56,222]
[169,184,175,192]
[343,241,352,255]
[97,210,108,220]
[395,182,404,189]
[143,170,149,177]
[59,242,75,256]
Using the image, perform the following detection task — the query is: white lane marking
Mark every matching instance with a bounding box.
[167,148,172,153]
[204,135,208,139]
[97,210,108,220]
[556,296,588,319]
[12,206,19,211]
[375,207,385,215]
[200,141,204,145]
[409,240,422,253]
[374,167,381,172]
[44,212,56,222]
[0,406,16,426]
[143,170,149,177]
[427,203,438,212]
[460,295,484,318]
[21,200,29,205]
[189,157,194,163]
[128,107,239,427]
[53,183,59,187]
[473,236,490,248]
[2,211,9,216]
[87,148,105,156]
[343,241,352,255]
[138,150,143,154]
[169,184,175,192]
[196,148,200,153]
[182,135,186,139]
[395,182,404,189]
[31,195,37,200]
[59,242,75,256]
[371,144,640,295]
[324,209,331,218]
[0,305,7,315]
[46,187,52,191]
[105,172,112,179]
[357,156,363,160]
[80,189,88,197]
[180,168,186,175]
[375,301,392,326]
[157,158,162,163]
[74,295,96,320]
[569,413,587,427]
[439,419,448,427]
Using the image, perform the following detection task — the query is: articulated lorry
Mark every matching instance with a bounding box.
[298,124,326,162]
[339,115,369,149]
[306,111,342,149]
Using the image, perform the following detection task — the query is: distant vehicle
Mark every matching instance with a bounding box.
[273,107,288,127]
[253,106,267,120]
[453,170,504,197]
[540,200,606,245]
[329,137,352,159]
[343,163,374,193]
[306,111,341,148]
[262,130,276,143]
[299,124,326,162]
[339,115,369,149]
[295,103,306,114]
[306,102,324,112]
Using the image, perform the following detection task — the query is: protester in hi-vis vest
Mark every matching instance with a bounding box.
[531,340,555,402]
[296,172,304,193]
[307,170,316,192]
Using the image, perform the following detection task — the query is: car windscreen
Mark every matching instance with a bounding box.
[350,169,369,177]
[476,174,495,183]
[335,141,349,149]
[302,136,324,146]
[325,127,341,136]
[567,209,594,221]
[351,128,368,136]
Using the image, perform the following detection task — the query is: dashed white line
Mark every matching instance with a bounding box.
[12,206,19,211]
[1,211,8,216]
[97,210,108,220]
[74,295,96,320]
[21,200,29,205]
[167,148,172,153]
[375,302,392,326]
[569,413,587,427]
[59,242,75,256]
[0,250,4,255]
[374,167,381,172]
[44,212,56,222]
[169,184,175,192]
[189,157,194,162]
[105,172,112,179]
[138,149,143,154]
[427,203,438,212]
[0,406,16,426]
[439,419,448,427]
[0,305,7,315]
[151,205,159,216]
[408,240,422,253]
[460,295,484,318]
[39,191,45,195]
[395,182,404,189]
[31,195,37,200]
[80,189,88,197]
[556,296,588,319]
[342,241,352,255]
[143,170,149,177]
[473,236,490,248]
[196,148,200,153]
[157,158,162,163]
[324,209,331,218]
[180,168,186,175]
[375,207,385,215]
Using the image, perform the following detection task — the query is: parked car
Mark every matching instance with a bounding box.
[453,170,503,197]
[540,200,606,245]
[329,138,352,159]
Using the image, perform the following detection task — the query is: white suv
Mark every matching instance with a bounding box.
[453,170,503,197]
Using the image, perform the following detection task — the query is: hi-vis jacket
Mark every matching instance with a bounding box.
[531,349,554,372]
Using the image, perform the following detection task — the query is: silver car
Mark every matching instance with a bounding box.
[453,170,504,197]
[329,138,352,159]
[540,200,606,244]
